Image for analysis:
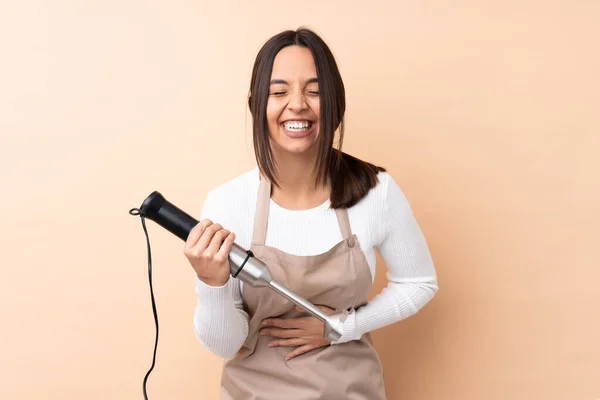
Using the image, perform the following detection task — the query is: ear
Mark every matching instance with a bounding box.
[247,91,252,109]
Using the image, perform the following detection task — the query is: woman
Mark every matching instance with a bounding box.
[185,27,438,399]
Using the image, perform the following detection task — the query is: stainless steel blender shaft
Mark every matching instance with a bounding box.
[228,243,348,342]
[268,281,328,323]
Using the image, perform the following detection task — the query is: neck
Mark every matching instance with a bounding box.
[269,148,330,210]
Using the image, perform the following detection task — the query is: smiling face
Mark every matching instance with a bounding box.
[249,29,347,187]
[266,45,321,156]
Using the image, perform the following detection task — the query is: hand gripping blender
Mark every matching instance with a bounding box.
[137,191,348,342]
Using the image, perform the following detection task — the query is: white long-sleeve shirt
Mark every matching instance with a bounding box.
[193,167,438,359]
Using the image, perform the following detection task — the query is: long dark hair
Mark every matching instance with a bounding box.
[248,27,385,209]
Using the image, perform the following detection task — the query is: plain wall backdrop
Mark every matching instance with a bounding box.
[1,1,599,399]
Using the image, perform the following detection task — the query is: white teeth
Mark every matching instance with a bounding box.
[283,121,311,131]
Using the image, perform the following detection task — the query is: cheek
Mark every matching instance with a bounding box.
[266,102,281,138]
[310,99,320,121]
[266,100,281,123]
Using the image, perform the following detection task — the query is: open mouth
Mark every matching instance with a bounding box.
[281,120,313,132]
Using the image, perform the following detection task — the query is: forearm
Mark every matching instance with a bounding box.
[333,277,438,343]
[193,277,249,358]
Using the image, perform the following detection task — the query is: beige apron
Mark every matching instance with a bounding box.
[220,176,387,400]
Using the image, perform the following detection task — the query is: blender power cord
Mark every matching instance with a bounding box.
[129,207,158,400]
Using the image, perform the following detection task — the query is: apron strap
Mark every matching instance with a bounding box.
[251,174,271,247]
[251,173,353,246]
[334,207,353,239]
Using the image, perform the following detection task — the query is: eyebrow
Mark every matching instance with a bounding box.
[269,78,319,85]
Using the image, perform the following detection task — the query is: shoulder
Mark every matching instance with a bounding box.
[200,167,260,223]
[206,167,260,201]
[346,169,409,223]
[348,170,393,209]
[345,170,391,225]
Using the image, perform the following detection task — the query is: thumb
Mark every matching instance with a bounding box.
[318,305,335,312]
[296,304,334,314]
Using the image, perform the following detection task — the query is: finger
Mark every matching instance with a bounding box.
[286,344,316,361]
[295,305,335,316]
[259,328,305,339]
[215,231,236,260]
[206,228,230,255]
[184,219,212,251]
[296,305,335,314]
[295,305,308,314]
[195,223,223,254]
[268,338,308,348]
[318,304,336,312]
[261,317,307,329]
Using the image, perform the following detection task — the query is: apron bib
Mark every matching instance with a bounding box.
[220,176,387,400]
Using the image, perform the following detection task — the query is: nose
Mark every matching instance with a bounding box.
[287,88,308,112]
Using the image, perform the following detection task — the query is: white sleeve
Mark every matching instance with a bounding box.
[333,174,439,344]
[192,190,249,358]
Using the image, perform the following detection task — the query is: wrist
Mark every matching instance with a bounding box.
[196,274,229,288]
[330,308,358,344]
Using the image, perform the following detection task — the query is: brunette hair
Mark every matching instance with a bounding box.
[248,27,385,209]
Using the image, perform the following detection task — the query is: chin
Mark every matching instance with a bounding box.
[272,139,318,156]
[270,123,320,155]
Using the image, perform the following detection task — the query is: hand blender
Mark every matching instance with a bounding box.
[137,191,348,342]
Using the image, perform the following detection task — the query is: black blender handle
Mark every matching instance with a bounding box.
[140,191,198,241]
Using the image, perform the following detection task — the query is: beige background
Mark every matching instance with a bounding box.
[1,1,599,399]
